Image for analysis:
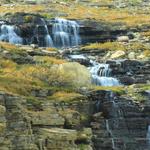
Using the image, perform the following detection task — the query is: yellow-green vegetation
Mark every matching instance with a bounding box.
[41,13,54,19]
[0,42,26,54]
[0,1,150,27]
[49,91,84,102]
[0,42,19,51]
[24,15,33,23]
[143,50,150,57]
[26,97,43,111]
[91,85,125,95]
[34,56,67,65]
[0,5,45,14]
[51,2,150,27]
[82,42,126,51]
[59,108,82,127]
[141,31,150,38]
[56,62,91,87]
[0,123,6,133]
[0,49,91,98]
[0,58,17,69]
[78,144,91,150]
[137,84,150,91]
[82,41,150,57]
[46,47,58,51]
[127,84,150,103]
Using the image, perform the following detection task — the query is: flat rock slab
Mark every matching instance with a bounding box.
[40,128,77,140]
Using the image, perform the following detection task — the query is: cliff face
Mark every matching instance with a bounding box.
[0,87,149,150]
[0,91,94,150]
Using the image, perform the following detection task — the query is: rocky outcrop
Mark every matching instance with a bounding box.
[107,60,150,85]
[89,90,150,150]
[0,91,94,150]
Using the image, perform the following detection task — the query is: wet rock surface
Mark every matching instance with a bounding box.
[89,90,150,150]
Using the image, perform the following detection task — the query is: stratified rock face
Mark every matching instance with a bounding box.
[107,60,150,85]
[0,13,130,47]
[0,91,94,150]
[89,90,150,150]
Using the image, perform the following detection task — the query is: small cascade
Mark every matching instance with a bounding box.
[109,91,123,118]
[52,18,80,47]
[40,18,53,47]
[106,119,112,136]
[89,60,120,86]
[0,24,22,44]
[106,120,116,150]
[0,18,80,48]
[112,138,115,150]
[146,125,150,147]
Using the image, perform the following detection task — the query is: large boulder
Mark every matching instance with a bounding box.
[117,36,129,42]
[110,50,126,59]
[56,62,91,87]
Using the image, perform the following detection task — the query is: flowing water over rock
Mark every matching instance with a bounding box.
[0,24,23,44]
[41,18,53,47]
[89,60,120,86]
[147,125,150,147]
[0,18,80,48]
[52,18,80,47]
[69,54,120,86]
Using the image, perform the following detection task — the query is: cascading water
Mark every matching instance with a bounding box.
[89,60,120,86]
[68,54,120,87]
[0,24,22,44]
[147,125,150,147]
[106,120,116,150]
[0,18,80,48]
[52,18,80,47]
[40,18,53,47]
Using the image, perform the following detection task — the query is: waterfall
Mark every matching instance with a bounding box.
[106,120,116,150]
[0,18,80,48]
[147,125,150,147]
[89,60,120,86]
[68,55,120,87]
[40,18,53,47]
[0,24,22,44]
[52,18,80,47]
[106,120,112,136]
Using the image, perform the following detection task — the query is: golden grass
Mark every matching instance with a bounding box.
[143,50,150,57]
[82,42,126,51]
[49,91,83,102]
[0,58,17,69]
[91,85,125,94]
[0,5,45,14]
[0,2,149,27]
[52,3,150,27]
[46,47,58,51]
[0,41,18,51]
[127,84,150,103]
[82,41,150,53]
[141,31,150,37]
[34,56,67,65]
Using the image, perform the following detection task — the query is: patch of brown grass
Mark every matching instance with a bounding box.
[0,5,45,14]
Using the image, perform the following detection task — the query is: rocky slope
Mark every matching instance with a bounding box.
[0,0,150,150]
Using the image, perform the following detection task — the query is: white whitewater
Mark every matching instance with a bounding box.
[69,54,87,60]
[106,120,116,150]
[0,18,80,48]
[40,18,53,47]
[89,60,120,86]
[147,125,150,147]
[52,18,80,47]
[0,24,22,44]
